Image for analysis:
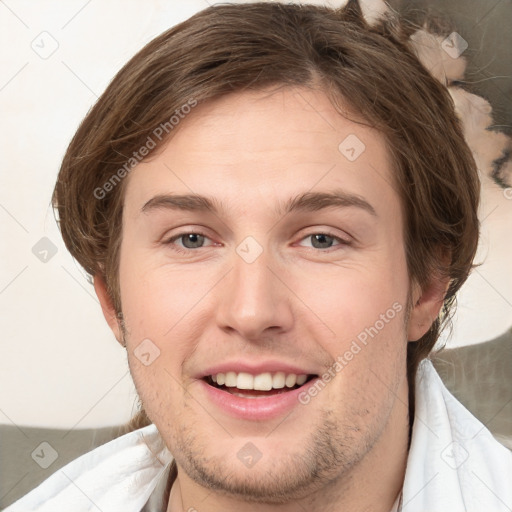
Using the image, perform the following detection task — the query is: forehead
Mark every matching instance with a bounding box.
[122,86,399,223]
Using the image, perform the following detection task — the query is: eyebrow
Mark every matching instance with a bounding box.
[141,189,377,218]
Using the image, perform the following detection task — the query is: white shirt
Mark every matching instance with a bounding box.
[5,359,512,511]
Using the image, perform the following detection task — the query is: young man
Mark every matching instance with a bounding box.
[6,1,511,511]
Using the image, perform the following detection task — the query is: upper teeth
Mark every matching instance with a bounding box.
[211,372,308,390]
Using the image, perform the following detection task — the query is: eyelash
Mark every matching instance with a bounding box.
[163,230,351,255]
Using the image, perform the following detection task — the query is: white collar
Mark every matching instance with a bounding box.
[6,359,512,511]
[400,359,512,511]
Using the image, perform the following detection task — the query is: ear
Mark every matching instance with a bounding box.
[93,273,124,346]
[407,269,451,342]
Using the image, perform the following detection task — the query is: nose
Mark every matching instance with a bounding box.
[214,239,294,342]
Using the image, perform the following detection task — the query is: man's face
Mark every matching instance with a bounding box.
[108,86,417,502]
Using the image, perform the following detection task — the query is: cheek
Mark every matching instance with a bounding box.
[318,299,408,431]
[118,261,206,378]
[118,254,192,338]
[128,359,183,429]
[310,257,409,404]
[313,266,407,346]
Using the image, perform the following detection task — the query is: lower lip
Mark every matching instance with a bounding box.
[198,378,319,421]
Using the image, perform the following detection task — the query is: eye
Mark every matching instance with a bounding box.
[297,232,351,251]
[163,232,214,254]
[163,230,350,254]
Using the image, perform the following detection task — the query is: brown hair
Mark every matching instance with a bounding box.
[52,1,480,434]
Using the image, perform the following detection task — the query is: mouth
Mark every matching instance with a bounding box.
[202,371,318,398]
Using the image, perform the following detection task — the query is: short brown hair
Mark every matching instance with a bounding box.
[52,1,480,432]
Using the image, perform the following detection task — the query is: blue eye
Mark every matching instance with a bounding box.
[299,233,349,250]
[164,232,212,254]
[163,231,351,254]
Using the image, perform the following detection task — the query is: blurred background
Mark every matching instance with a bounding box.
[0,0,510,507]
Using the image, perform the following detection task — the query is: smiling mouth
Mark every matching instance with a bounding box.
[203,373,317,398]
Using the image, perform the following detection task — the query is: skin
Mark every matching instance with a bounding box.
[94,85,448,512]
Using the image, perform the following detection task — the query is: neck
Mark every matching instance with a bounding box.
[166,375,410,512]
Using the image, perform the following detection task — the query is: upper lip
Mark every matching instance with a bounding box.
[197,360,319,379]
